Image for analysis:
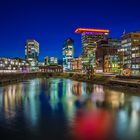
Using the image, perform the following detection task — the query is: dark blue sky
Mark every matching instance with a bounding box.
[0,0,140,61]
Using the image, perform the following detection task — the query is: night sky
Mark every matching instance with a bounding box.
[0,0,140,61]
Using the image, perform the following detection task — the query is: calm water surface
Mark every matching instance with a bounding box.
[0,78,140,140]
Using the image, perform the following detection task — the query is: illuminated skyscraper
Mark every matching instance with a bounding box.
[75,28,109,71]
[63,38,74,71]
[121,32,140,75]
[25,40,39,68]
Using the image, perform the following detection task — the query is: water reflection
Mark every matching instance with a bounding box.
[49,79,60,110]
[23,79,41,127]
[105,89,125,108]
[2,84,23,119]
[72,109,113,140]
[0,78,140,140]
[131,96,140,111]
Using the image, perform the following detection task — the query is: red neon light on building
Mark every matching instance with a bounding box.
[75,28,110,33]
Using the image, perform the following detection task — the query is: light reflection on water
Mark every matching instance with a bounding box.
[0,78,140,140]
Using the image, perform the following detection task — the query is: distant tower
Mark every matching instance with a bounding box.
[62,38,74,71]
[49,57,58,65]
[25,40,39,67]
[44,56,49,65]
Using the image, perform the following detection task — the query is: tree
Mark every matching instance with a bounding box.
[86,63,95,79]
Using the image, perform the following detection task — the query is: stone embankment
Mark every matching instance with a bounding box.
[0,72,53,85]
[61,73,140,88]
[109,75,140,88]
[0,72,140,89]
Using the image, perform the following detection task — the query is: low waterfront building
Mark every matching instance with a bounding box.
[38,62,45,66]
[39,65,63,73]
[121,32,140,75]
[0,57,30,73]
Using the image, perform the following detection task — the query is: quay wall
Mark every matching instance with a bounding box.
[0,72,140,89]
[0,72,61,85]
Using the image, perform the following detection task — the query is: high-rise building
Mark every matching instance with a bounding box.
[121,32,140,75]
[63,38,74,71]
[96,38,120,73]
[25,40,39,68]
[75,28,109,71]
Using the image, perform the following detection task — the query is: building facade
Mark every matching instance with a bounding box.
[96,38,120,73]
[63,38,74,71]
[49,57,58,65]
[70,56,82,72]
[75,28,109,71]
[121,32,140,75]
[0,58,29,73]
[25,40,39,70]
[39,65,63,73]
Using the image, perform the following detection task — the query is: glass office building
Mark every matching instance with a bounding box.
[62,38,74,71]
[25,40,39,70]
[121,32,140,75]
[75,28,109,71]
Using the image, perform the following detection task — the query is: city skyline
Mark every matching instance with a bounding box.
[1,0,140,60]
[1,1,140,139]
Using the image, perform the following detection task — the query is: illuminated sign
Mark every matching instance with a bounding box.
[75,28,110,34]
[122,68,132,76]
